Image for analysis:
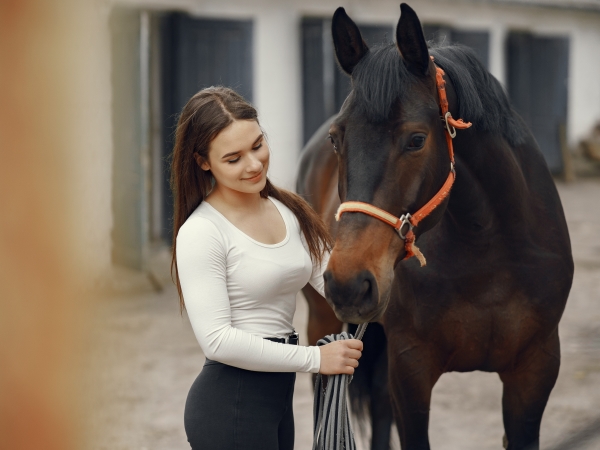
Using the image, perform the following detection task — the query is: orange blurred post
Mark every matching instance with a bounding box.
[0,0,87,448]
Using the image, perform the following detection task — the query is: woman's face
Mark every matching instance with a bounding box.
[199,119,269,195]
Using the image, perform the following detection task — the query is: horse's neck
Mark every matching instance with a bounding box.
[445,133,531,238]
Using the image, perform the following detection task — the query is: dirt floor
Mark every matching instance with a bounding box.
[84,179,600,450]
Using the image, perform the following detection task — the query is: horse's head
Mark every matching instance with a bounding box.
[324,4,455,323]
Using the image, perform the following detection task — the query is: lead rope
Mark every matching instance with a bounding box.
[312,322,368,450]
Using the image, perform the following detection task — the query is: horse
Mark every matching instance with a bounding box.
[296,4,573,450]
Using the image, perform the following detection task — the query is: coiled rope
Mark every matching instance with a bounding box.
[312,323,368,450]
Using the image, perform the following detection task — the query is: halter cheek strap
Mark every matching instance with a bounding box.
[335,62,471,267]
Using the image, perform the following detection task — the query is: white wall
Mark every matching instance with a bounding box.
[69,0,114,281]
[254,6,302,189]
[82,0,600,277]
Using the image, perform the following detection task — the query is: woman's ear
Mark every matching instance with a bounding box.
[193,152,210,171]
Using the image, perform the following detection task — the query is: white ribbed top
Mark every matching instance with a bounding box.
[176,197,327,373]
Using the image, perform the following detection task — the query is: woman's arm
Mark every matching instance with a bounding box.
[307,248,329,298]
[176,216,321,373]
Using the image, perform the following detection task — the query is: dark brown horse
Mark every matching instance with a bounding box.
[297,4,573,450]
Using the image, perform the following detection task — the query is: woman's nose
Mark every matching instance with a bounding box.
[246,155,263,172]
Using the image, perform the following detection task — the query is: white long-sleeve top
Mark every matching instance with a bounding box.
[176,197,328,373]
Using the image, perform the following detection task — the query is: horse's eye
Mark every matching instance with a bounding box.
[327,134,338,153]
[407,134,427,151]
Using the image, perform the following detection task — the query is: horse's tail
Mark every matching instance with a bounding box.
[347,322,393,449]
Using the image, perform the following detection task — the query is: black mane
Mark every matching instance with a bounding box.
[350,42,526,146]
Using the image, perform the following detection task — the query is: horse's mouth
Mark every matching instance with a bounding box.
[329,291,390,325]
[333,306,385,325]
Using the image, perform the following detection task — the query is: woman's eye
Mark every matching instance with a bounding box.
[407,134,426,150]
[252,143,263,151]
[227,157,241,164]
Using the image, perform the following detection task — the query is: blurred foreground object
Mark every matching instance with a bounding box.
[0,0,90,448]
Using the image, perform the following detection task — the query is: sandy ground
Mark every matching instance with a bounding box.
[84,180,600,450]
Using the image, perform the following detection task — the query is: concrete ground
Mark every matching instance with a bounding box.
[84,179,600,450]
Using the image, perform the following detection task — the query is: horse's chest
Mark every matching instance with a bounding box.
[389,270,546,373]
[433,297,541,372]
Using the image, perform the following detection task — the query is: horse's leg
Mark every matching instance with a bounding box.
[499,330,561,450]
[347,322,393,450]
[371,346,393,450]
[302,284,343,345]
[388,341,441,450]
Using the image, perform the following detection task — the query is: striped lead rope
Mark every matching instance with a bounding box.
[312,322,368,450]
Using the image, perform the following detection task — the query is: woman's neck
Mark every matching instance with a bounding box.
[206,184,265,215]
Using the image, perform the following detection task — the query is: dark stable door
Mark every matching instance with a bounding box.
[160,14,253,242]
[507,32,569,174]
[422,24,490,69]
[301,18,393,144]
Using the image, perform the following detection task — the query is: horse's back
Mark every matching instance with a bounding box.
[297,116,340,229]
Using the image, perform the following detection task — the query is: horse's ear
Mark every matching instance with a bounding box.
[331,7,369,75]
[396,3,430,77]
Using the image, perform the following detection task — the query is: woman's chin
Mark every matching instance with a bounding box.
[255,177,268,193]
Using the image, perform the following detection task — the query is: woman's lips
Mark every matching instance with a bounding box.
[243,170,263,183]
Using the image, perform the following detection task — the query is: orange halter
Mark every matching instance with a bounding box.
[334,61,471,267]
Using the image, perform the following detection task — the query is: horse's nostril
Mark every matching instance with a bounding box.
[360,279,372,300]
[357,273,378,315]
[324,269,380,320]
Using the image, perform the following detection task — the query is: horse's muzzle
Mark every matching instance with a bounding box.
[323,269,381,323]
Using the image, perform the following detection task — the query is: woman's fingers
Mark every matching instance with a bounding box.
[346,339,364,351]
[346,358,359,368]
[318,339,364,375]
[345,349,362,360]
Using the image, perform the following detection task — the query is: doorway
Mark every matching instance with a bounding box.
[506,32,569,174]
[110,9,254,268]
[158,14,254,243]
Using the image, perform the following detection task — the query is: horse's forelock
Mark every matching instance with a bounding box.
[351,43,413,122]
[348,43,528,146]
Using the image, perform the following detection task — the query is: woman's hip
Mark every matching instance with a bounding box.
[184,359,296,450]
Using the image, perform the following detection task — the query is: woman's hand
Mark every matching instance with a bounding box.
[318,339,363,375]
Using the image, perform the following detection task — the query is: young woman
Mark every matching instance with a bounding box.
[171,86,363,450]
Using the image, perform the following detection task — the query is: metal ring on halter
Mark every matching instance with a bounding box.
[444,111,457,138]
[397,213,413,240]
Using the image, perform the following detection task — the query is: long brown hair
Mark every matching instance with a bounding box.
[170,86,332,312]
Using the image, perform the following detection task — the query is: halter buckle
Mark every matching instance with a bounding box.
[443,111,457,138]
[397,213,413,240]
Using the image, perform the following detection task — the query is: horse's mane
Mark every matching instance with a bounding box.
[350,42,526,146]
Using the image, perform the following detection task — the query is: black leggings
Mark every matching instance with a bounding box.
[184,359,296,450]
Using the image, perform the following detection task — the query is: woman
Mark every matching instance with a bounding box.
[171,86,363,450]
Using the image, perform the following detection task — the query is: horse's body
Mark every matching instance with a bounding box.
[297,5,573,450]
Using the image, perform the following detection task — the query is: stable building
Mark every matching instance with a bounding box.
[83,0,600,279]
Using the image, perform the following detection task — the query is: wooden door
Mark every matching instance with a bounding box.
[507,32,569,173]
[422,24,490,69]
[301,18,393,144]
[160,14,253,241]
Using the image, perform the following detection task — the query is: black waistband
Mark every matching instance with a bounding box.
[265,336,298,345]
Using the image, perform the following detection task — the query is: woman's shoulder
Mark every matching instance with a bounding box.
[177,202,227,246]
[269,196,301,231]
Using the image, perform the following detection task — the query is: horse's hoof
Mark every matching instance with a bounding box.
[502,434,508,449]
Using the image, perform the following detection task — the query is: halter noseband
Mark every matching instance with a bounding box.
[334,61,471,267]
